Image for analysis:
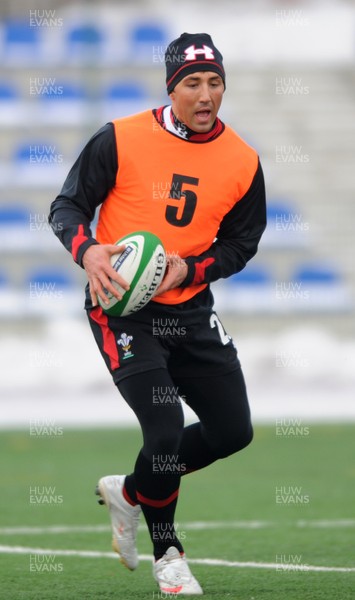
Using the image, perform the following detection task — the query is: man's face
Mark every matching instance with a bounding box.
[169,71,224,133]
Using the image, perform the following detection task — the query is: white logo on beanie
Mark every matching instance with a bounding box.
[184,44,215,61]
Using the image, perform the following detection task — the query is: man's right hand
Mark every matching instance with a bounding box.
[82,244,130,307]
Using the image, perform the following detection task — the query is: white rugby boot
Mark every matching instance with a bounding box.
[153,546,203,595]
[96,474,141,570]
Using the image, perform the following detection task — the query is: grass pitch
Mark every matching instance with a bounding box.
[1,424,355,599]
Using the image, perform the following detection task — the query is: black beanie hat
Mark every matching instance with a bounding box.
[165,32,225,94]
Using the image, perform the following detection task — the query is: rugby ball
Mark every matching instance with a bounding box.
[99,231,166,316]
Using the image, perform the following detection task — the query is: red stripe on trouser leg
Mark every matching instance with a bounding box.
[90,306,120,370]
[136,488,179,508]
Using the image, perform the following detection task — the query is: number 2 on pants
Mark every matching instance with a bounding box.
[210,313,231,346]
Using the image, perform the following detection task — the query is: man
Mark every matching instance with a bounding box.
[49,32,266,595]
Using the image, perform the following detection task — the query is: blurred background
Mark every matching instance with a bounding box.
[0,0,354,428]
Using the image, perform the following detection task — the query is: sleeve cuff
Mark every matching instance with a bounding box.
[76,238,99,268]
[179,257,196,287]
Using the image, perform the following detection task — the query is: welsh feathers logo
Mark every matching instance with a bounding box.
[117,333,134,360]
[184,44,215,61]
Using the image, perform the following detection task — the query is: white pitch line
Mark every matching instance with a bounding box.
[0,545,354,573]
[0,525,111,535]
[297,519,355,528]
[1,519,355,536]
[0,521,269,535]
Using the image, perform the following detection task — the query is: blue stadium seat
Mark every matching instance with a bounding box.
[14,144,30,162]
[68,24,103,45]
[0,269,9,287]
[12,142,66,188]
[287,262,352,312]
[0,202,62,252]
[0,204,29,225]
[66,24,104,63]
[293,264,340,284]
[27,267,74,289]
[0,269,10,311]
[229,265,272,285]
[39,81,87,101]
[0,81,19,100]
[2,19,41,63]
[212,264,274,313]
[131,23,166,45]
[129,22,167,63]
[0,268,22,317]
[4,19,39,45]
[267,199,295,221]
[105,81,147,101]
[14,142,60,163]
[37,82,88,124]
[25,267,82,316]
[102,80,149,120]
[0,81,27,124]
[0,203,31,253]
[262,197,310,248]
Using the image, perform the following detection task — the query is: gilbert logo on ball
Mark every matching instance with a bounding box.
[99,231,166,316]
